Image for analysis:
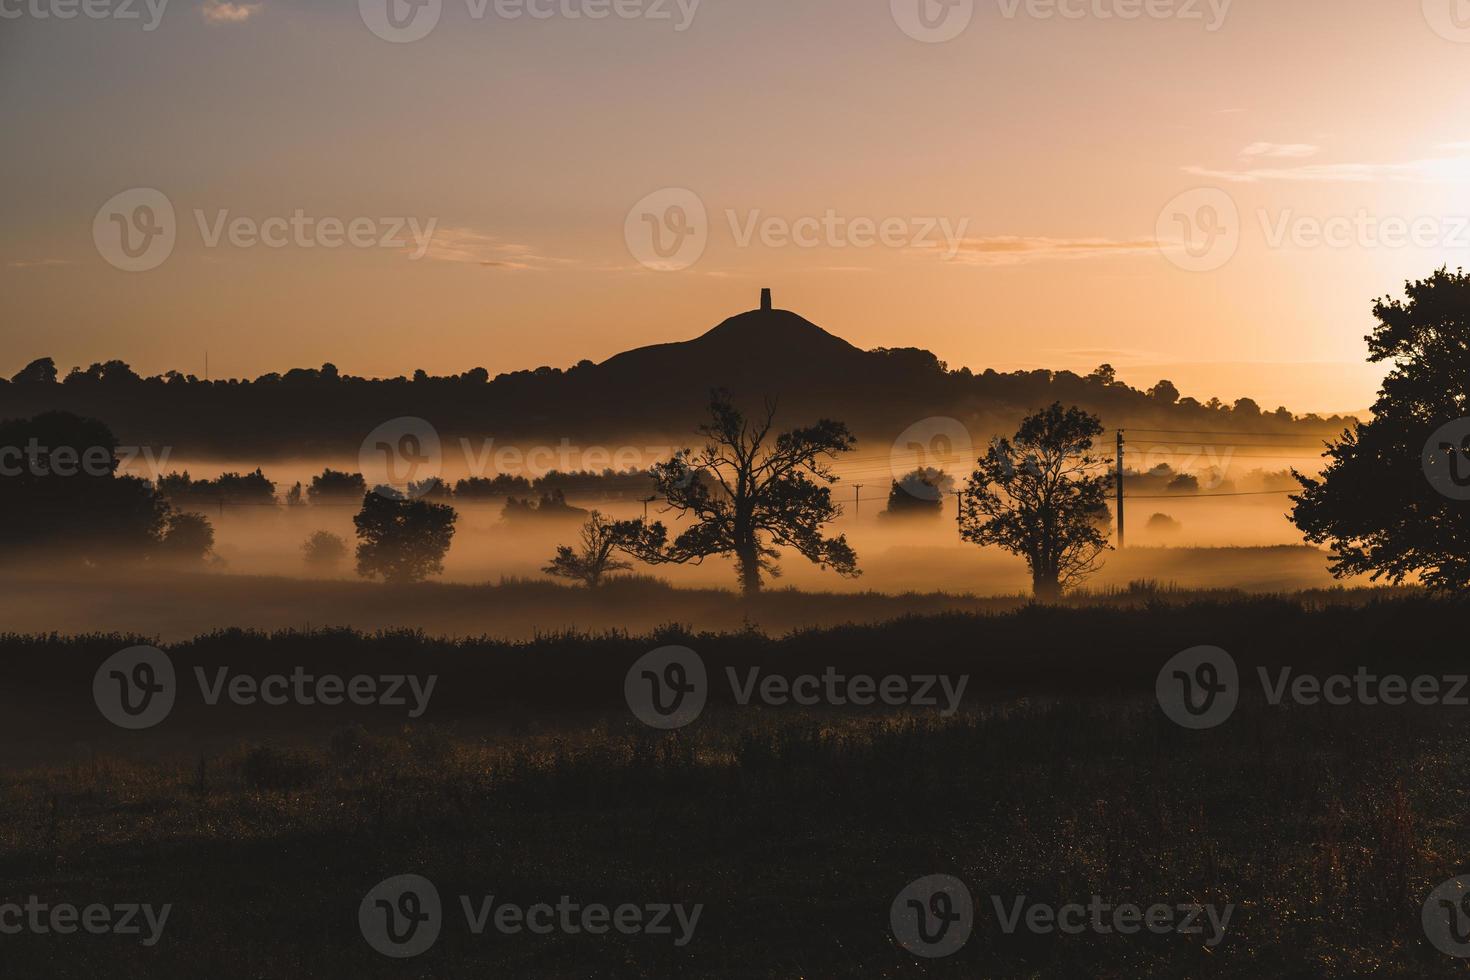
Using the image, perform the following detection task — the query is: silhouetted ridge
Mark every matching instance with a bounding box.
[0,288,1357,454]
[600,307,866,376]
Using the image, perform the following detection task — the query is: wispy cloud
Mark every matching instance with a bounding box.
[202,1,262,24]
[1184,152,1470,184]
[6,258,72,269]
[416,227,566,270]
[1240,142,1321,159]
[944,236,1159,266]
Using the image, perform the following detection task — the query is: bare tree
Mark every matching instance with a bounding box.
[622,390,859,596]
[543,511,637,587]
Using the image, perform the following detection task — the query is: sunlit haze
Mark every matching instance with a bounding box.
[7,0,1470,412]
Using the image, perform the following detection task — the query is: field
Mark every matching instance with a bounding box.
[4,592,1470,976]
[0,543,1358,643]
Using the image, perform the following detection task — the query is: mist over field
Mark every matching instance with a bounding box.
[116,446,1329,580]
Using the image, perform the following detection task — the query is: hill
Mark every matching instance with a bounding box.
[0,294,1357,458]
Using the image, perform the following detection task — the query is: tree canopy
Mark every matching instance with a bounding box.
[621,390,859,596]
[353,493,458,583]
[959,402,1113,601]
[1292,268,1470,590]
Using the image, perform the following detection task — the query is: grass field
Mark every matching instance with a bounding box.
[3,592,1470,976]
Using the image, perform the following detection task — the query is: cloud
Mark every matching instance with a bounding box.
[944,236,1159,266]
[1240,142,1321,159]
[6,258,72,269]
[1184,152,1470,184]
[415,227,565,270]
[202,1,262,23]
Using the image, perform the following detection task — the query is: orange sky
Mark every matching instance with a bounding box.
[5,0,1470,414]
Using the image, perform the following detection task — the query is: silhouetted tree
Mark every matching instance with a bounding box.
[159,511,215,564]
[1166,473,1200,493]
[542,511,646,587]
[959,403,1113,601]
[1292,268,1470,591]
[408,477,452,501]
[353,493,457,583]
[0,411,170,561]
[1148,379,1180,404]
[621,390,859,596]
[880,467,954,519]
[10,357,57,385]
[1233,397,1262,418]
[454,475,533,499]
[65,360,140,385]
[502,489,588,521]
[157,468,276,510]
[302,530,348,572]
[1147,512,1182,533]
[308,468,367,504]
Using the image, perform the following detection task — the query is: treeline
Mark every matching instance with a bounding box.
[156,467,658,510]
[0,353,1357,458]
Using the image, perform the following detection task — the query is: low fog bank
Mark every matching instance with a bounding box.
[121,483,1317,590]
[0,544,1365,643]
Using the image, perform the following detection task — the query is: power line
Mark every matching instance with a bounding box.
[1120,427,1347,437]
[1122,489,1296,499]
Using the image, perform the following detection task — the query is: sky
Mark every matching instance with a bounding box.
[5,0,1470,414]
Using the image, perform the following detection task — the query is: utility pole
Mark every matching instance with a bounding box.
[1116,430,1125,549]
[853,484,863,515]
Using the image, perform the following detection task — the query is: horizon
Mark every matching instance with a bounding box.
[4,290,1381,417]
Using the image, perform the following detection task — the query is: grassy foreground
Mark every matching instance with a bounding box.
[1,594,1468,976]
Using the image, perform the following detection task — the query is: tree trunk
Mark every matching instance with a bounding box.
[1031,573,1061,604]
[736,546,762,597]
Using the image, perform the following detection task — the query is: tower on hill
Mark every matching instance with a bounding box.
[760,287,772,312]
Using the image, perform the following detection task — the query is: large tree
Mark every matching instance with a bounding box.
[0,411,172,562]
[1291,268,1470,591]
[353,492,458,583]
[959,403,1113,601]
[622,390,859,596]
